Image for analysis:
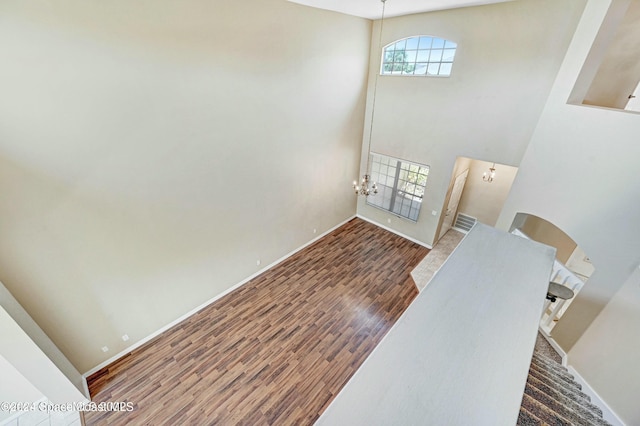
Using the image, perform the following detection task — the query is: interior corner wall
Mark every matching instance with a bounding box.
[0,0,370,372]
[496,1,640,422]
[0,353,43,423]
[355,0,587,246]
[0,306,87,405]
[0,280,86,397]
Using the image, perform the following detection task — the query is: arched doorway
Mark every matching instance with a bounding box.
[509,213,595,332]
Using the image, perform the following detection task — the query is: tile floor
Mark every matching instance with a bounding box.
[411,229,466,291]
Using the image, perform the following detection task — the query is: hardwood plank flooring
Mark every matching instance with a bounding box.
[85,218,429,425]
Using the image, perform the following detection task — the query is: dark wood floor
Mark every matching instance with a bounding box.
[86,218,429,425]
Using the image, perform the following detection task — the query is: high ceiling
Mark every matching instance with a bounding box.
[288,0,515,19]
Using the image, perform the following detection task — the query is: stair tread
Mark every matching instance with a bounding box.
[532,353,567,371]
[531,357,574,380]
[527,374,601,416]
[532,351,563,365]
[521,393,573,426]
[519,340,613,426]
[529,363,581,390]
[531,358,575,381]
[527,369,586,401]
[517,406,544,426]
[525,381,610,426]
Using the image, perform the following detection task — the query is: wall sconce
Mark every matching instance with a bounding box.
[483,163,496,183]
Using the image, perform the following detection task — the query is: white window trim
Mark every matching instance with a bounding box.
[380,35,457,78]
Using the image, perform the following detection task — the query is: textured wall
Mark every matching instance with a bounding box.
[356,0,586,245]
[0,0,370,372]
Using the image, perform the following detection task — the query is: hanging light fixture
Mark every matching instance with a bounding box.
[353,174,377,196]
[483,163,496,183]
[353,0,387,197]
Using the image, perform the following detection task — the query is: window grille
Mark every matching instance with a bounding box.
[382,36,457,76]
[366,153,429,222]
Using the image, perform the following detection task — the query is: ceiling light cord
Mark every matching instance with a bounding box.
[365,0,386,172]
[354,0,386,197]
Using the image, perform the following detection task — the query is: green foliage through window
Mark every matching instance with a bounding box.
[366,153,429,222]
[381,36,456,76]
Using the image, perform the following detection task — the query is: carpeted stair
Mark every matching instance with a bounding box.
[517,347,613,426]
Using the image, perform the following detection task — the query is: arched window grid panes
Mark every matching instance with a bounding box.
[381,36,457,77]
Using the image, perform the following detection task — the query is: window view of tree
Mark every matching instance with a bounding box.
[366,153,429,222]
[401,164,428,201]
[383,50,415,74]
[381,36,456,76]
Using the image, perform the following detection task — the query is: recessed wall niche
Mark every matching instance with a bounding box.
[569,0,640,112]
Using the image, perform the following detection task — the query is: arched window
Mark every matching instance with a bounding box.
[381,36,457,76]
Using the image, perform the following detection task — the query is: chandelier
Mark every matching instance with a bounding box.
[483,163,496,183]
[353,0,387,197]
[353,174,377,196]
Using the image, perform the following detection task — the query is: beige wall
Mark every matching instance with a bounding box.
[521,216,577,263]
[0,0,370,372]
[568,266,640,425]
[497,1,640,422]
[355,0,587,245]
[457,159,518,227]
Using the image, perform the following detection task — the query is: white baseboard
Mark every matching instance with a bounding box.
[83,215,357,378]
[356,215,432,249]
[567,365,626,426]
